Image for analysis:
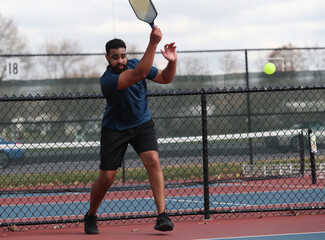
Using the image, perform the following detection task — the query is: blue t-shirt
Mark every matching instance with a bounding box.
[100,58,158,130]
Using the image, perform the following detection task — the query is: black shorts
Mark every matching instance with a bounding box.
[100,119,158,170]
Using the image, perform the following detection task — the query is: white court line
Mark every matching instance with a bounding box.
[167,198,252,207]
[212,182,321,190]
[195,231,325,240]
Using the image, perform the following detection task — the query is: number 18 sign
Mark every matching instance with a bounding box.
[5,58,21,80]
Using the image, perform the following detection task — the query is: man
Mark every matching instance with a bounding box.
[84,25,177,234]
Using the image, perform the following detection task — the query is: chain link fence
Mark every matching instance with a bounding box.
[1,47,325,96]
[1,87,324,230]
[0,47,325,230]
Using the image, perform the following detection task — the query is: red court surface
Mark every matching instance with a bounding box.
[2,214,325,240]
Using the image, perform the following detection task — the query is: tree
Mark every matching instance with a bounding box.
[0,13,29,81]
[0,13,27,54]
[38,39,87,79]
[37,38,103,79]
[217,53,245,88]
[218,52,242,74]
[126,43,143,60]
[177,57,210,75]
[267,43,302,72]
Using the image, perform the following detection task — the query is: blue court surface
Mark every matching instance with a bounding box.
[1,188,324,219]
[197,231,325,240]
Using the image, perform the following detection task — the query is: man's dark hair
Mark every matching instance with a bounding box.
[105,38,126,55]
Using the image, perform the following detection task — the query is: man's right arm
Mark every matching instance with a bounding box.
[117,26,162,90]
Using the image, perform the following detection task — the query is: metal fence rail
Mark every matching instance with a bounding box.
[0,86,325,229]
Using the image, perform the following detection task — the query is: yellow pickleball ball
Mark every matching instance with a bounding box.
[264,63,276,75]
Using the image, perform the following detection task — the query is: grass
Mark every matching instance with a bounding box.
[1,156,323,189]
[0,170,99,189]
[0,162,243,189]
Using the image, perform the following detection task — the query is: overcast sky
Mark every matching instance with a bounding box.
[2,0,325,53]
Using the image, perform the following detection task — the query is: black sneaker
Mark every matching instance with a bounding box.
[154,212,174,232]
[84,213,99,234]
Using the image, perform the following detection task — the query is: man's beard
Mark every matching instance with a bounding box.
[110,64,127,74]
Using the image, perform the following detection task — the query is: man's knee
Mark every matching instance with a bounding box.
[98,170,117,187]
[140,151,161,169]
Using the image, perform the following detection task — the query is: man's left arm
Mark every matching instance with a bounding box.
[152,42,177,84]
